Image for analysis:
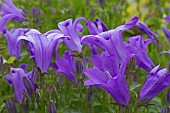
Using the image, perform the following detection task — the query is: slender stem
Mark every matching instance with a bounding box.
[87,86,93,113]
[119,106,126,113]
[79,80,84,112]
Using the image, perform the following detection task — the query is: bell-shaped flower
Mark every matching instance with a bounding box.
[139,65,170,103]
[58,17,86,52]
[126,35,154,72]
[5,66,37,103]
[84,54,135,105]
[82,16,138,63]
[55,51,76,82]
[17,29,65,73]
[5,28,28,59]
[136,22,157,40]
[0,0,26,33]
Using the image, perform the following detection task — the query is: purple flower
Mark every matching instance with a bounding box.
[82,16,138,63]
[6,98,17,113]
[5,28,28,59]
[162,26,170,41]
[163,16,170,22]
[86,18,108,55]
[0,0,26,33]
[84,54,135,105]
[5,66,37,103]
[48,101,57,113]
[55,51,76,82]
[87,18,108,35]
[136,22,157,40]
[17,29,65,73]
[58,17,86,52]
[126,35,154,72]
[159,50,170,56]
[139,65,170,103]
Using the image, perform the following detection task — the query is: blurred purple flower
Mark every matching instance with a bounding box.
[6,98,18,113]
[166,88,170,105]
[159,50,170,56]
[5,28,28,59]
[84,54,135,105]
[82,16,138,63]
[162,26,170,41]
[5,66,37,103]
[0,0,26,33]
[136,22,157,40]
[99,0,105,7]
[58,17,86,52]
[17,29,65,73]
[139,65,170,103]
[31,7,41,17]
[126,35,154,72]
[55,51,76,82]
[48,101,57,113]
[31,7,41,25]
[163,16,170,22]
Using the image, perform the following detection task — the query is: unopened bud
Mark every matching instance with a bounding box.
[168,61,170,73]
[75,60,84,76]
[23,77,34,97]
[166,89,170,105]
[6,98,18,113]
[48,101,57,113]
[160,106,168,113]
[0,55,3,73]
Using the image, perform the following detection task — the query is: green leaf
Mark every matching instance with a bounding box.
[130,82,141,91]
[7,57,16,64]
[0,103,5,112]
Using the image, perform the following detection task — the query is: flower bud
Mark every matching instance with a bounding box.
[75,60,84,76]
[48,101,57,113]
[166,89,170,105]
[23,77,34,97]
[160,106,168,113]
[6,98,18,113]
[0,55,3,73]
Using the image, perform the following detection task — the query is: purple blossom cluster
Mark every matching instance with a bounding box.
[1,0,170,112]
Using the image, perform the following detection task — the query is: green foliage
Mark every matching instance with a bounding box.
[0,0,170,113]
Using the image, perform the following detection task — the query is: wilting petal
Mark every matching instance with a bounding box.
[139,65,170,103]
